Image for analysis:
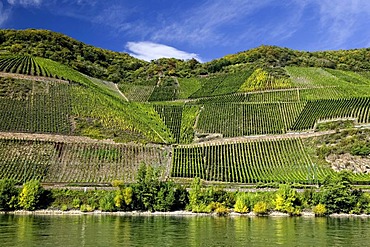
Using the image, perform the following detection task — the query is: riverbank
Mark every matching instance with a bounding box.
[2,209,370,218]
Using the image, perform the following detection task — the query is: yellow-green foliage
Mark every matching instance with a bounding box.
[313,203,327,216]
[114,187,133,209]
[80,204,94,212]
[180,105,200,144]
[71,86,174,143]
[111,180,124,188]
[18,180,43,211]
[234,193,250,213]
[212,202,230,216]
[274,184,302,215]
[253,201,269,215]
[239,68,291,92]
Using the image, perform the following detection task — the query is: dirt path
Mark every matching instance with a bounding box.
[0,72,69,84]
[190,130,338,147]
[189,123,370,147]
[0,131,118,144]
[113,83,129,102]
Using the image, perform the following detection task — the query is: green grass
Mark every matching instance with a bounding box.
[178,77,202,99]
[118,84,154,102]
[189,70,252,98]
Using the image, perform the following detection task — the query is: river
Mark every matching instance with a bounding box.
[1,214,369,246]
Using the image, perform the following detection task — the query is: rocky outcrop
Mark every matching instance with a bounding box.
[327,153,370,174]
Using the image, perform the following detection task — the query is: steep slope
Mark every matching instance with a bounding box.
[0,29,370,186]
[0,54,175,144]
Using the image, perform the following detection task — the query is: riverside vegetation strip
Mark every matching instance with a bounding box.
[1,166,370,217]
[0,29,369,190]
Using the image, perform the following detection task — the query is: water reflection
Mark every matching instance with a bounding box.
[0,215,370,247]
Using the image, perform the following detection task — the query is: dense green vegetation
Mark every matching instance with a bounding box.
[1,170,370,216]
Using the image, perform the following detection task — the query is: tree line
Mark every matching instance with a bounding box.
[1,164,369,216]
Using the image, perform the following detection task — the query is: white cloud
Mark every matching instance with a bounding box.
[151,0,273,45]
[314,0,370,49]
[0,2,11,27]
[126,42,202,62]
[7,0,43,7]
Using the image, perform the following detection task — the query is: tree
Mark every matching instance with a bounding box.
[18,180,44,211]
[153,182,176,212]
[0,179,19,211]
[134,163,160,211]
[318,171,360,214]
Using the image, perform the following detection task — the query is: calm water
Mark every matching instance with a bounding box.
[0,214,370,247]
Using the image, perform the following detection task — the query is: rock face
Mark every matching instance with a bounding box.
[194,133,223,143]
[327,153,370,174]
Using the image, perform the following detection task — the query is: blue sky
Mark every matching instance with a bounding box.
[1,0,370,62]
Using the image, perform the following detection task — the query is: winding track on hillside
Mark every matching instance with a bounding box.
[113,83,129,102]
[0,72,69,84]
[2,122,370,146]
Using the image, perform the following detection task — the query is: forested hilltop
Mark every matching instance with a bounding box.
[1,29,370,83]
[0,28,369,187]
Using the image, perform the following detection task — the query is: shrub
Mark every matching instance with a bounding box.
[253,201,269,216]
[191,203,211,213]
[72,198,81,209]
[99,192,116,212]
[0,179,19,211]
[61,204,68,211]
[234,193,250,213]
[313,204,327,216]
[213,202,230,216]
[80,204,94,212]
[319,171,358,214]
[18,180,44,211]
[274,184,302,215]
[111,180,124,188]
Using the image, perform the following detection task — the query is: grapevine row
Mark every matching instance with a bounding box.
[0,83,71,134]
[291,98,370,130]
[0,55,52,77]
[196,102,305,137]
[154,105,183,142]
[171,138,339,183]
[0,138,167,183]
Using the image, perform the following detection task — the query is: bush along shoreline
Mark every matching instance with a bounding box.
[1,165,370,217]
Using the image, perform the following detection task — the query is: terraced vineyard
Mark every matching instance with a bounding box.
[154,105,183,142]
[118,84,154,102]
[291,98,370,130]
[196,102,306,137]
[148,77,178,101]
[0,80,72,134]
[0,55,52,77]
[0,138,168,183]
[171,138,337,183]
[1,33,370,186]
[189,70,252,98]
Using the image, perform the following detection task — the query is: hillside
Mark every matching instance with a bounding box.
[0,29,369,186]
